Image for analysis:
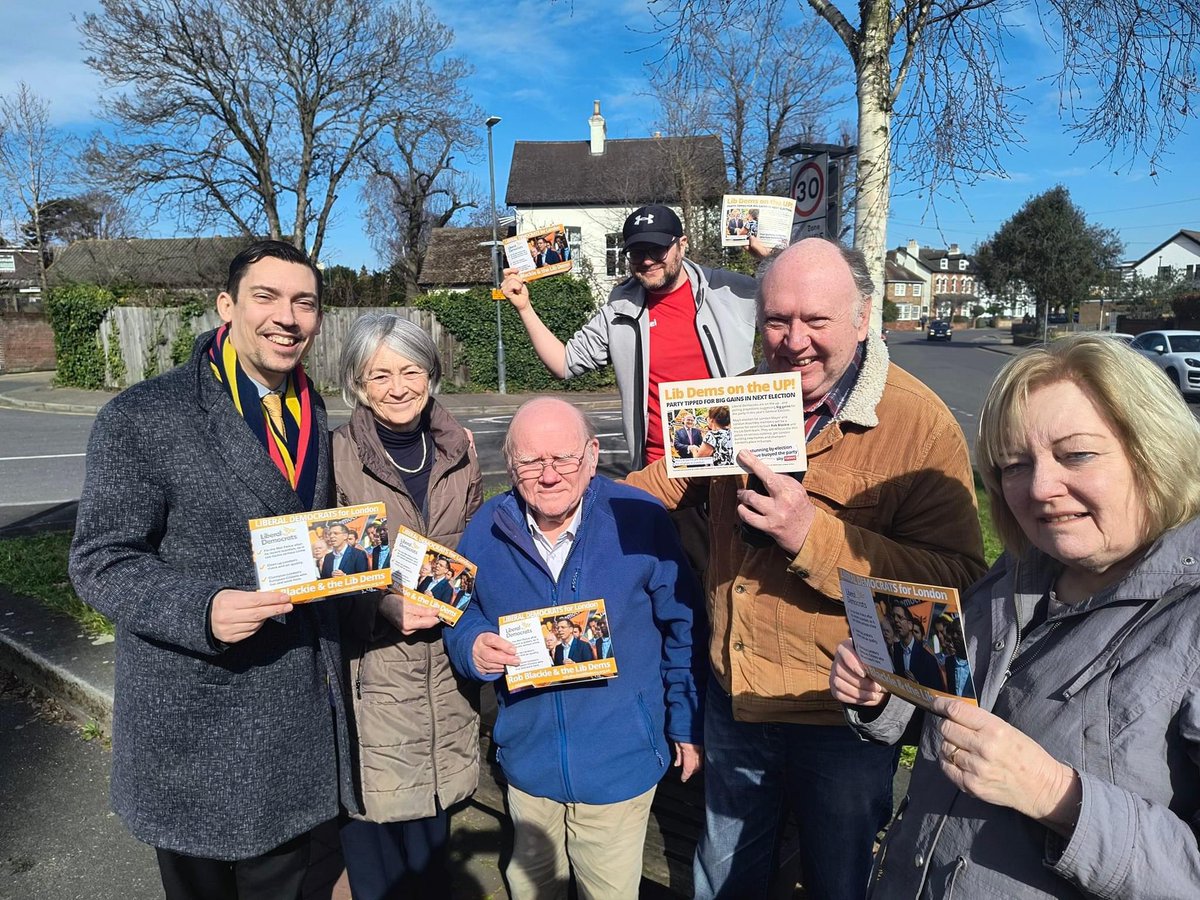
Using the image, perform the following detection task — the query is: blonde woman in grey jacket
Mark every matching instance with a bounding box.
[332,313,482,899]
[831,334,1200,898]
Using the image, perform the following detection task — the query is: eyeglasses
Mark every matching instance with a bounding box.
[362,367,428,390]
[512,448,589,481]
[623,240,677,264]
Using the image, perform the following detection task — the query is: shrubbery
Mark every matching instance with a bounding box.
[45,284,117,389]
[416,278,615,392]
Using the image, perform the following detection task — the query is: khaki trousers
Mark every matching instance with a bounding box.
[504,783,657,900]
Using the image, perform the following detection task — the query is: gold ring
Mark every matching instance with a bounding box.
[949,746,960,766]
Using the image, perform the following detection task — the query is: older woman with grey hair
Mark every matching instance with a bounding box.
[831,333,1200,898]
[332,313,481,899]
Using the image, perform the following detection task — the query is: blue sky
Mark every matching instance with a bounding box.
[5,0,1197,269]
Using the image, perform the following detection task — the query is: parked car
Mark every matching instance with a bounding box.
[926,320,952,341]
[1109,332,1136,345]
[1130,330,1200,396]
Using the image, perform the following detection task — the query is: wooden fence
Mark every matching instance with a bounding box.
[97,306,468,391]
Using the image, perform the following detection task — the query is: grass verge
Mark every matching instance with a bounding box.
[974,470,1003,566]
[0,532,114,636]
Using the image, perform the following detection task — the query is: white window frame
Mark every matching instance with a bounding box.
[606,233,626,277]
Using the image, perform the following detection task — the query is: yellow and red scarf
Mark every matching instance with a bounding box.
[208,324,319,508]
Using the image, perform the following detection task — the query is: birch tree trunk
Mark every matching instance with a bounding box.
[853,5,893,334]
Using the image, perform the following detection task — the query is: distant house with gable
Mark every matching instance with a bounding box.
[883,255,928,322]
[505,101,727,294]
[0,247,43,310]
[1130,229,1200,284]
[888,238,1035,320]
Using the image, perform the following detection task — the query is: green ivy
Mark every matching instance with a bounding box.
[45,284,117,389]
[143,311,171,381]
[105,317,126,388]
[170,296,211,367]
[416,278,615,392]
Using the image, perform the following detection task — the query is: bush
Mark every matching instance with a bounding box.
[882,299,899,323]
[1171,292,1200,323]
[416,278,616,392]
[45,284,117,389]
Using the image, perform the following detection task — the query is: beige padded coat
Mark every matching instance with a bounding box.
[332,400,482,822]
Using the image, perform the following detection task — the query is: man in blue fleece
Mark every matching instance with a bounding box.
[444,397,705,900]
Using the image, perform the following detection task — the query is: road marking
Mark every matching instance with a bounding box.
[0,453,87,462]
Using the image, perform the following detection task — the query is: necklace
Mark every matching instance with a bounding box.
[388,431,429,474]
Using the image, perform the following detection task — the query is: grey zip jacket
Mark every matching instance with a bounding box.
[849,516,1200,898]
[563,258,757,465]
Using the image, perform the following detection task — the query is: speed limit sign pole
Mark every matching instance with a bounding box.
[790,153,829,240]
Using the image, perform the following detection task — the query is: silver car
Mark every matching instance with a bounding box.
[1130,330,1200,396]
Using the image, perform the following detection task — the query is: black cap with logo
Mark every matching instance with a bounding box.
[622,204,683,248]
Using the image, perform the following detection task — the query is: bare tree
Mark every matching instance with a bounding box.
[0,84,75,293]
[362,110,483,300]
[652,0,1200,325]
[81,0,470,261]
[649,1,849,196]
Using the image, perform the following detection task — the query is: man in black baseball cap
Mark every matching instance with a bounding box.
[499,203,757,468]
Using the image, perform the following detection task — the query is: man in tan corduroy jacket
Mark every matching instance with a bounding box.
[626,238,986,900]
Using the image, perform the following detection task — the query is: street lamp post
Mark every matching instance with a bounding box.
[486,115,506,394]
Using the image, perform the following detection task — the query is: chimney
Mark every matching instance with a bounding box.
[949,243,960,255]
[589,100,606,155]
[653,131,662,139]
[907,239,919,256]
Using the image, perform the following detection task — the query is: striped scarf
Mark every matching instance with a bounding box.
[207,324,319,508]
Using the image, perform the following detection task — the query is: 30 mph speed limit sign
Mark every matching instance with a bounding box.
[790,154,828,221]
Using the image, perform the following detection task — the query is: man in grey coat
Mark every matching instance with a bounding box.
[70,240,357,900]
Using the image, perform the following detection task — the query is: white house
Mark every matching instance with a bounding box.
[1131,229,1200,283]
[505,101,727,297]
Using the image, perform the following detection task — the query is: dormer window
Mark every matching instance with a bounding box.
[940,258,948,270]
[958,259,967,271]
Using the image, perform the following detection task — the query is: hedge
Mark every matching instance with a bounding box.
[416,278,615,392]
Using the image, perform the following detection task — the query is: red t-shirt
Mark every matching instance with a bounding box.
[645,279,711,463]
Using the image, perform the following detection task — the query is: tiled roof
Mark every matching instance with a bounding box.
[417,227,496,287]
[885,259,924,282]
[46,236,253,289]
[507,136,727,206]
[0,248,41,285]
[918,247,977,273]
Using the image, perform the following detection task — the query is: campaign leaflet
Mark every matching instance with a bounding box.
[389,523,477,626]
[720,194,797,250]
[502,223,574,283]
[248,502,391,603]
[838,569,978,711]
[658,373,807,479]
[499,599,616,691]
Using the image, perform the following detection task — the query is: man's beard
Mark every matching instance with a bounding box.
[634,252,684,293]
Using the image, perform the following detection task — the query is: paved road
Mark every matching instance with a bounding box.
[884,329,1011,458]
[0,401,631,529]
[0,672,161,900]
[4,331,1196,528]
[0,408,93,531]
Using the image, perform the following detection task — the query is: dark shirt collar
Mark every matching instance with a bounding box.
[804,341,865,417]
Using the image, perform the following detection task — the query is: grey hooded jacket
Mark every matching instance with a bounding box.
[563,258,757,465]
[850,516,1200,898]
